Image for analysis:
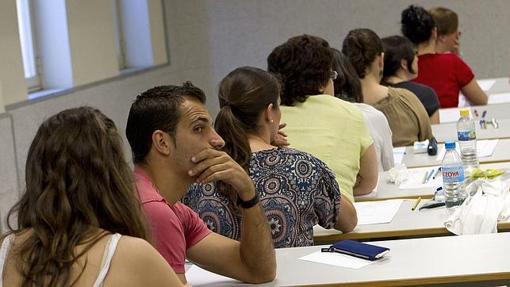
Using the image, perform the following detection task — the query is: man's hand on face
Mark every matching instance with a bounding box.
[188,148,255,200]
[271,123,289,147]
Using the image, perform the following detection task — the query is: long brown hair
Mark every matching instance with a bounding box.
[215,66,280,172]
[5,107,148,287]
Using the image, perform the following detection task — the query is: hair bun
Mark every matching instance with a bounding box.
[401,5,435,45]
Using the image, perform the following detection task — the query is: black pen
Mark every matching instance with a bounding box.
[418,200,445,210]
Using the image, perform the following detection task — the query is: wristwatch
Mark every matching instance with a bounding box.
[237,193,260,209]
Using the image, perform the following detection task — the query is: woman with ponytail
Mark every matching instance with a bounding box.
[0,107,182,287]
[184,66,357,248]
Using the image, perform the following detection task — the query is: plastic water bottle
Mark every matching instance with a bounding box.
[442,141,466,208]
[456,108,479,175]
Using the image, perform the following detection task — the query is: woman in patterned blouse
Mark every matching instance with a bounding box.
[183,66,357,248]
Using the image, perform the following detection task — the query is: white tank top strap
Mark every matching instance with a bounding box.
[0,234,15,287]
[93,233,122,287]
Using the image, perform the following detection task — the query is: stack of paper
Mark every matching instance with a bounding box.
[399,167,442,189]
[393,147,406,165]
[353,199,403,225]
[300,250,375,269]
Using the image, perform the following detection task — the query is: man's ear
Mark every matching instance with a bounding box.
[151,130,172,156]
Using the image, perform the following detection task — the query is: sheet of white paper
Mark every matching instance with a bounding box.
[393,147,406,165]
[439,108,461,123]
[435,139,498,161]
[187,265,245,286]
[399,166,442,189]
[299,250,374,269]
[489,92,510,104]
[354,199,403,225]
[477,139,499,158]
[477,79,496,91]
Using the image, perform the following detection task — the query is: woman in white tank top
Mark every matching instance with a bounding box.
[0,107,182,287]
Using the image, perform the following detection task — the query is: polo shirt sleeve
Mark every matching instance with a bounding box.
[174,203,212,250]
[454,56,475,87]
[142,201,188,273]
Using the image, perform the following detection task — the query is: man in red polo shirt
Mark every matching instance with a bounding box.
[125,83,276,285]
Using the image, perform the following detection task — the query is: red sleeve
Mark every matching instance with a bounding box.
[173,203,211,250]
[454,56,474,87]
[142,201,188,273]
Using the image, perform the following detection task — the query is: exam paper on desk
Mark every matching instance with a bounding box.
[354,199,403,225]
[399,166,442,189]
[435,139,499,160]
[439,108,461,123]
[477,79,496,91]
[393,147,406,165]
[299,250,375,269]
[489,92,510,104]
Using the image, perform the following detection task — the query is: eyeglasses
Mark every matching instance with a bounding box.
[330,70,338,80]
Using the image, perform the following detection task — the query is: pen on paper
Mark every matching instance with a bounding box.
[422,170,430,184]
[411,197,422,211]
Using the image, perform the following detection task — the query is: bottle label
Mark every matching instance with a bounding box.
[457,130,476,141]
[442,165,465,183]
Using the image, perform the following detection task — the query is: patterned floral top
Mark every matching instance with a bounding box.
[183,147,341,248]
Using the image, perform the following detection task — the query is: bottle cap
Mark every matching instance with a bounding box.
[460,108,470,117]
[445,140,456,150]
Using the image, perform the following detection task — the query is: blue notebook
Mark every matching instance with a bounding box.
[321,240,390,261]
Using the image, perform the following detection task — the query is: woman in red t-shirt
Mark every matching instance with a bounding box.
[400,5,487,108]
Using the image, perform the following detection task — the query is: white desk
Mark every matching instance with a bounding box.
[313,199,510,244]
[432,119,510,143]
[357,162,510,201]
[439,103,510,124]
[188,233,510,286]
[402,138,510,168]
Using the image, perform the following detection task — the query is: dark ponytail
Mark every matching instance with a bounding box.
[214,106,252,172]
[215,66,281,172]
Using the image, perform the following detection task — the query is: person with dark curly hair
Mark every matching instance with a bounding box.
[268,34,378,201]
[184,66,357,248]
[342,28,433,147]
[1,107,183,287]
[332,48,394,171]
[401,5,487,108]
[381,35,440,124]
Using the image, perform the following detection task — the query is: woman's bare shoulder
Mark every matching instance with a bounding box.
[107,236,183,287]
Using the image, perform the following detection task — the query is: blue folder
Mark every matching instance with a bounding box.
[321,240,390,261]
